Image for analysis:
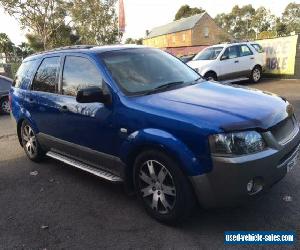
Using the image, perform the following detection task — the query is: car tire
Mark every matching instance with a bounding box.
[0,97,10,115]
[204,72,217,81]
[134,150,196,224]
[250,66,262,83]
[21,120,45,162]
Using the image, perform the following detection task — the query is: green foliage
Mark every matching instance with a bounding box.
[215,2,299,40]
[125,37,143,45]
[69,0,120,45]
[257,30,277,39]
[0,33,13,58]
[0,0,120,50]
[174,5,205,21]
[215,5,256,40]
[0,0,71,50]
[282,2,300,34]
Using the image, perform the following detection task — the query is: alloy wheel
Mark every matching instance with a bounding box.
[138,160,176,214]
[1,99,10,114]
[253,68,261,82]
[22,125,37,158]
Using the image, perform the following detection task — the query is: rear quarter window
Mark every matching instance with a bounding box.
[251,44,264,53]
[14,60,38,88]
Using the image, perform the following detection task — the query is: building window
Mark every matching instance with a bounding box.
[204,27,209,38]
[182,33,186,41]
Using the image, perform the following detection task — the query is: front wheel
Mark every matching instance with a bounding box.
[21,121,45,162]
[250,66,262,83]
[134,150,196,224]
[0,97,10,114]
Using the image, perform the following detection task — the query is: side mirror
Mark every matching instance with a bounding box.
[76,87,111,104]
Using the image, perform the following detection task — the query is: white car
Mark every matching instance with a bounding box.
[187,42,265,83]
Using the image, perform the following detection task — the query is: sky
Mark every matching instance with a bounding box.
[0,0,299,45]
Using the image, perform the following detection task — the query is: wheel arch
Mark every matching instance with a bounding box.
[252,64,262,71]
[120,128,206,187]
[203,70,218,80]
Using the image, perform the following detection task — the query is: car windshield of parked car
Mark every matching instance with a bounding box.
[193,47,223,60]
[100,48,200,95]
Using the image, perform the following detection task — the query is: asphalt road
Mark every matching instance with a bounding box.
[0,79,300,249]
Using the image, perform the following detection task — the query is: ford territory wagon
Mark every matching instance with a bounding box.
[10,45,300,224]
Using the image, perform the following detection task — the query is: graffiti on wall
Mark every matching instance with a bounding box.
[256,35,298,75]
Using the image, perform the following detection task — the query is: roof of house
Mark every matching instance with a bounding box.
[146,12,206,39]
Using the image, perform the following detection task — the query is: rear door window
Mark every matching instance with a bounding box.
[62,56,102,97]
[32,57,60,93]
[239,45,253,57]
[221,45,239,60]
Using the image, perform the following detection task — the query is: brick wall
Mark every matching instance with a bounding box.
[192,13,231,46]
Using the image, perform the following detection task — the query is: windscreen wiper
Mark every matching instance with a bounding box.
[153,81,185,91]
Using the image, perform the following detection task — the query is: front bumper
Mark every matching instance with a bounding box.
[190,127,300,208]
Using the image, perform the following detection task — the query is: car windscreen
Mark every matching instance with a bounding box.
[193,47,223,60]
[0,78,12,92]
[100,48,200,95]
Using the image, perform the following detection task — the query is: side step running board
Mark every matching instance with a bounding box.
[46,151,123,183]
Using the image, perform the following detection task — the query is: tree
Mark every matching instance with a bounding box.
[174,5,205,21]
[0,0,72,50]
[0,33,14,61]
[275,18,288,36]
[282,2,300,34]
[125,37,143,45]
[251,7,276,35]
[215,5,255,39]
[69,0,120,45]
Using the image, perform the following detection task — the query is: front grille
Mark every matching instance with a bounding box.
[270,117,298,145]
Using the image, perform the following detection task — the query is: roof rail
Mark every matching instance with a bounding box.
[32,45,96,56]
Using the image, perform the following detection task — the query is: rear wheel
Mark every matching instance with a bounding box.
[134,150,195,224]
[0,97,10,114]
[204,72,217,81]
[21,121,45,162]
[250,66,262,83]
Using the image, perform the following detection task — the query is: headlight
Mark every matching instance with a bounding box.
[209,131,266,156]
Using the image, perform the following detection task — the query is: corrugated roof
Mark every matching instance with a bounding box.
[146,13,206,38]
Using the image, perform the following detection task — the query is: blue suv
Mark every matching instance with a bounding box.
[10,45,300,224]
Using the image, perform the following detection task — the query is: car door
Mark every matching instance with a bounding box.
[238,44,255,77]
[47,54,119,173]
[218,45,241,80]
[29,56,62,135]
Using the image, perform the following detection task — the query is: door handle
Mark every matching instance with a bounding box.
[59,105,69,112]
[234,60,239,63]
[250,57,254,59]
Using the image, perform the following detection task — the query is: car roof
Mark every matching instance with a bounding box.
[24,44,149,62]
[209,42,256,48]
[0,75,13,82]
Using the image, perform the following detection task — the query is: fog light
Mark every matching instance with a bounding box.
[247,177,264,195]
[247,180,254,192]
